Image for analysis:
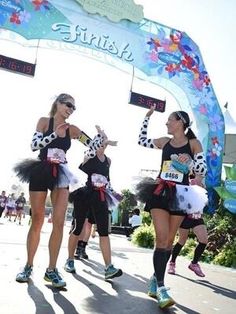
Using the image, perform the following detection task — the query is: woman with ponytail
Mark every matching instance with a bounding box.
[136,104,208,309]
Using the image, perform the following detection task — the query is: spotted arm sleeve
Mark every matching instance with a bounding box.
[81,133,103,150]
[193,152,207,176]
[138,116,156,148]
[84,134,104,159]
[31,131,58,152]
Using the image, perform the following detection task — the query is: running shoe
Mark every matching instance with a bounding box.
[147,275,157,298]
[188,262,205,277]
[156,286,175,309]
[74,247,89,259]
[167,262,176,275]
[16,264,32,283]
[105,264,123,280]
[44,268,66,288]
[64,259,76,273]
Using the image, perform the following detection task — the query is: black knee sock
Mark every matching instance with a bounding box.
[81,241,87,248]
[192,242,206,264]
[153,248,169,287]
[152,249,171,279]
[170,242,183,263]
[166,249,172,263]
[77,240,83,249]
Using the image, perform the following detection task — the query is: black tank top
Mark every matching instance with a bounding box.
[38,117,71,160]
[159,140,193,185]
[79,155,110,186]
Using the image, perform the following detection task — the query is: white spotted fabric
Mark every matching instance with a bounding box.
[175,184,208,214]
[138,116,156,148]
[193,152,207,176]
[31,131,57,152]
[84,133,104,159]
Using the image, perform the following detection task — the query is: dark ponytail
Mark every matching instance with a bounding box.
[185,128,196,140]
[174,111,197,139]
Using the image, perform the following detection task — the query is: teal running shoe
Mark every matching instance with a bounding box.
[105,264,122,280]
[16,264,32,283]
[64,259,76,273]
[156,286,175,309]
[44,268,66,288]
[147,275,157,298]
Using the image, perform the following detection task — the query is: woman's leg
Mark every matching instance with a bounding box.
[192,224,208,264]
[151,209,171,287]
[27,191,47,266]
[170,228,189,263]
[151,210,184,285]
[49,188,68,269]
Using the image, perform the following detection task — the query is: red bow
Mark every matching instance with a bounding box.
[153,179,176,195]
[95,186,106,201]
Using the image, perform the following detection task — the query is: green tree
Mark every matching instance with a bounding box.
[118,189,137,226]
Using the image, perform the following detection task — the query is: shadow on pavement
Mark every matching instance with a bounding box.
[27,280,56,314]
[175,273,236,300]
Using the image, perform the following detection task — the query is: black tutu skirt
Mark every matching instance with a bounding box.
[69,186,91,203]
[69,185,120,209]
[13,158,78,190]
[135,177,178,212]
[14,158,55,183]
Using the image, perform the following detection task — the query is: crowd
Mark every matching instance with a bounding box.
[0,191,27,225]
[5,94,209,310]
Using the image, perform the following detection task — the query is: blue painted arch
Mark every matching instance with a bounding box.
[0,0,224,212]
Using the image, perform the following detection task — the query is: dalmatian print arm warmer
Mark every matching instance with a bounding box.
[84,133,104,159]
[138,116,156,148]
[31,131,58,152]
[83,133,103,149]
[84,148,96,159]
[193,152,207,176]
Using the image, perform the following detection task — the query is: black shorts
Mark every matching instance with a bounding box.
[90,191,109,236]
[71,189,109,236]
[28,162,68,192]
[144,194,186,216]
[180,216,205,229]
[87,209,96,225]
[70,197,91,236]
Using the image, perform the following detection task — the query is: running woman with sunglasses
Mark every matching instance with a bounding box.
[14,93,104,288]
[136,104,207,309]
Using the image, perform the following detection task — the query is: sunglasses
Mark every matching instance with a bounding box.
[61,101,76,111]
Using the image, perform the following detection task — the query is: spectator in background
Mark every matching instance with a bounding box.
[14,192,27,225]
[0,190,7,219]
[126,208,142,238]
[5,193,16,221]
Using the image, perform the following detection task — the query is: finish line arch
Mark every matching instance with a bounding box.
[0,0,224,212]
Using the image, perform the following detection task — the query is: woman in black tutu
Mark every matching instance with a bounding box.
[64,127,123,280]
[136,104,207,309]
[14,93,103,288]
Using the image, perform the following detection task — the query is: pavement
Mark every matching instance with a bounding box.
[0,216,235,314]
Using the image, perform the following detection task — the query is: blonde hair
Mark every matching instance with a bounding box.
[49,93,75,117]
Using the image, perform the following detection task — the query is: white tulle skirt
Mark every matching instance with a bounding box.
[175,184,208,214]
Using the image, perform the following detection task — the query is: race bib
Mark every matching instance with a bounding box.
[47,148,66,164]
[160,160,184,183]
[91,173,108,187]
